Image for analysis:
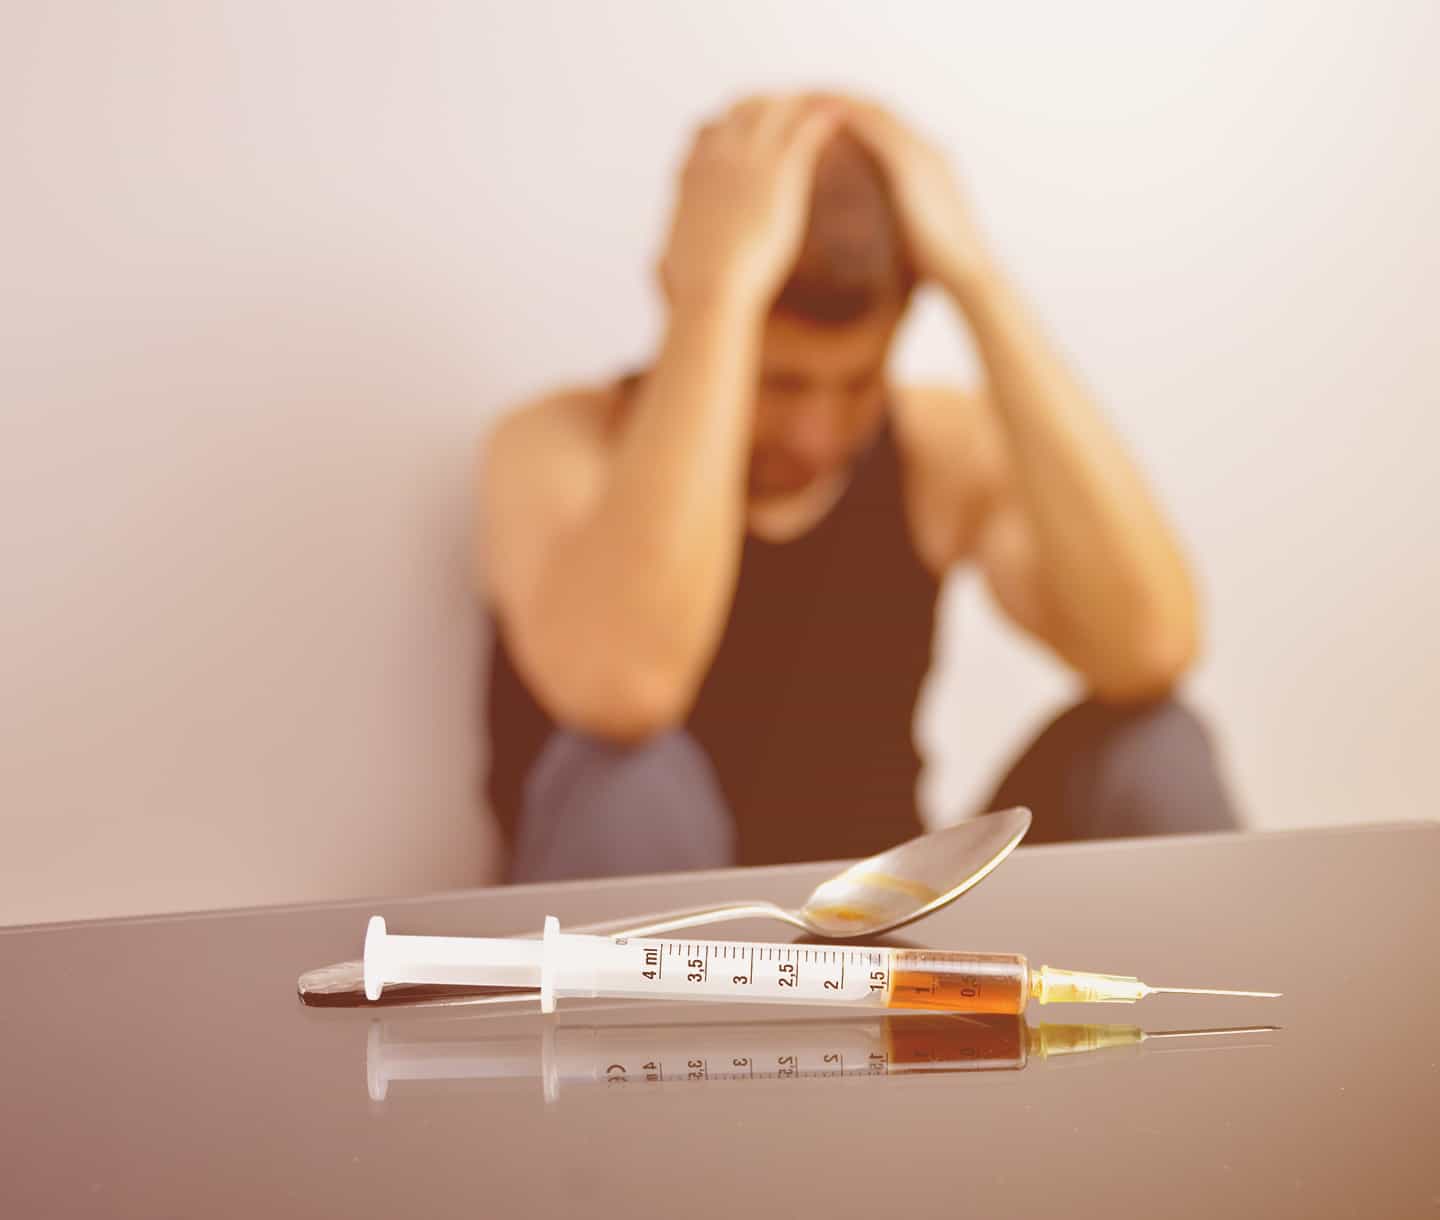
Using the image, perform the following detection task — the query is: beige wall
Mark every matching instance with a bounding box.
[3,2,1437,925]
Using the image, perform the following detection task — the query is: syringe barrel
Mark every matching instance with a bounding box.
[363,917,1032,1014]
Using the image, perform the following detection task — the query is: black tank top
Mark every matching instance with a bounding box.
[485,413,940,867]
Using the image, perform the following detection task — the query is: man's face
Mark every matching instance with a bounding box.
[748,301,905,501]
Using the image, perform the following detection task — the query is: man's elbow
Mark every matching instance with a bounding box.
[1086,620,1200,707]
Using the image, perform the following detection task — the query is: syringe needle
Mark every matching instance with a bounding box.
[1031,966,1281,1006]
[1146,986,1282,999]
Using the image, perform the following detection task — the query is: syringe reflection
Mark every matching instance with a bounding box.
[366,1010,1279,1104]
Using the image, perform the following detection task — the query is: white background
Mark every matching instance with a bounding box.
[3,1,1436,924]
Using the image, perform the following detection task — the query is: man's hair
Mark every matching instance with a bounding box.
[773,131,914,324]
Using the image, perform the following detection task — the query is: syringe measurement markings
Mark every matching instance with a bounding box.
[639,941,877,992]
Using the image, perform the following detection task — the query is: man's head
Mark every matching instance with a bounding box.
[750,129,914,500]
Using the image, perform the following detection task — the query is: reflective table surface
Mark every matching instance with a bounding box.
[2,823,1436,1218]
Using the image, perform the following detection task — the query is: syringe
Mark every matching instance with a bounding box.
[366,1011,1280,1103]
[362,916,1280,1013]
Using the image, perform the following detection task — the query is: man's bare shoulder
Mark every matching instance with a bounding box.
[477,382,624,606]
[482,382,621,475]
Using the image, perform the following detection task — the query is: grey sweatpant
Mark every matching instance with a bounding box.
[508,697,1240,883]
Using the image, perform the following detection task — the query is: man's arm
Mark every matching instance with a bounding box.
[960,277,1199,702]
[479,97,842,740]
[850,102,1199,703]
[481,302,759,741]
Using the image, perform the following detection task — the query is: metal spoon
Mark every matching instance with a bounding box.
[298,805,1030,1007]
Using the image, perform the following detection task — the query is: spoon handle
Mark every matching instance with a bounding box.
[562,900,797,940]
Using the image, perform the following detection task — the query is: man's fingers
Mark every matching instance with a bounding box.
[845,94,898,126]
[780,98,843,167]
[705,94,846,162]
[751,95,808,149]
[722,95,776,141]
[839,98,896,149]
[844,96,926,157]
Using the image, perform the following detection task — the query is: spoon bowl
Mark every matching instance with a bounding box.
[603,805,1032,941]
[797,805,1031,937]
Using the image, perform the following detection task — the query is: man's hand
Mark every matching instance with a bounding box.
[842,100,992,295]
[660,96,841,317]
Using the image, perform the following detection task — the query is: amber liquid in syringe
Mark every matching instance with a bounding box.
[886,950,1029,1014]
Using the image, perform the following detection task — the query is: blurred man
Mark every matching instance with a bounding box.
[479,95,1237,881]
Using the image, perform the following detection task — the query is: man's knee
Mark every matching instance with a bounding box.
[1057,697,1215,770]
[1059,697,1238,836]
[512,728,735,882]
